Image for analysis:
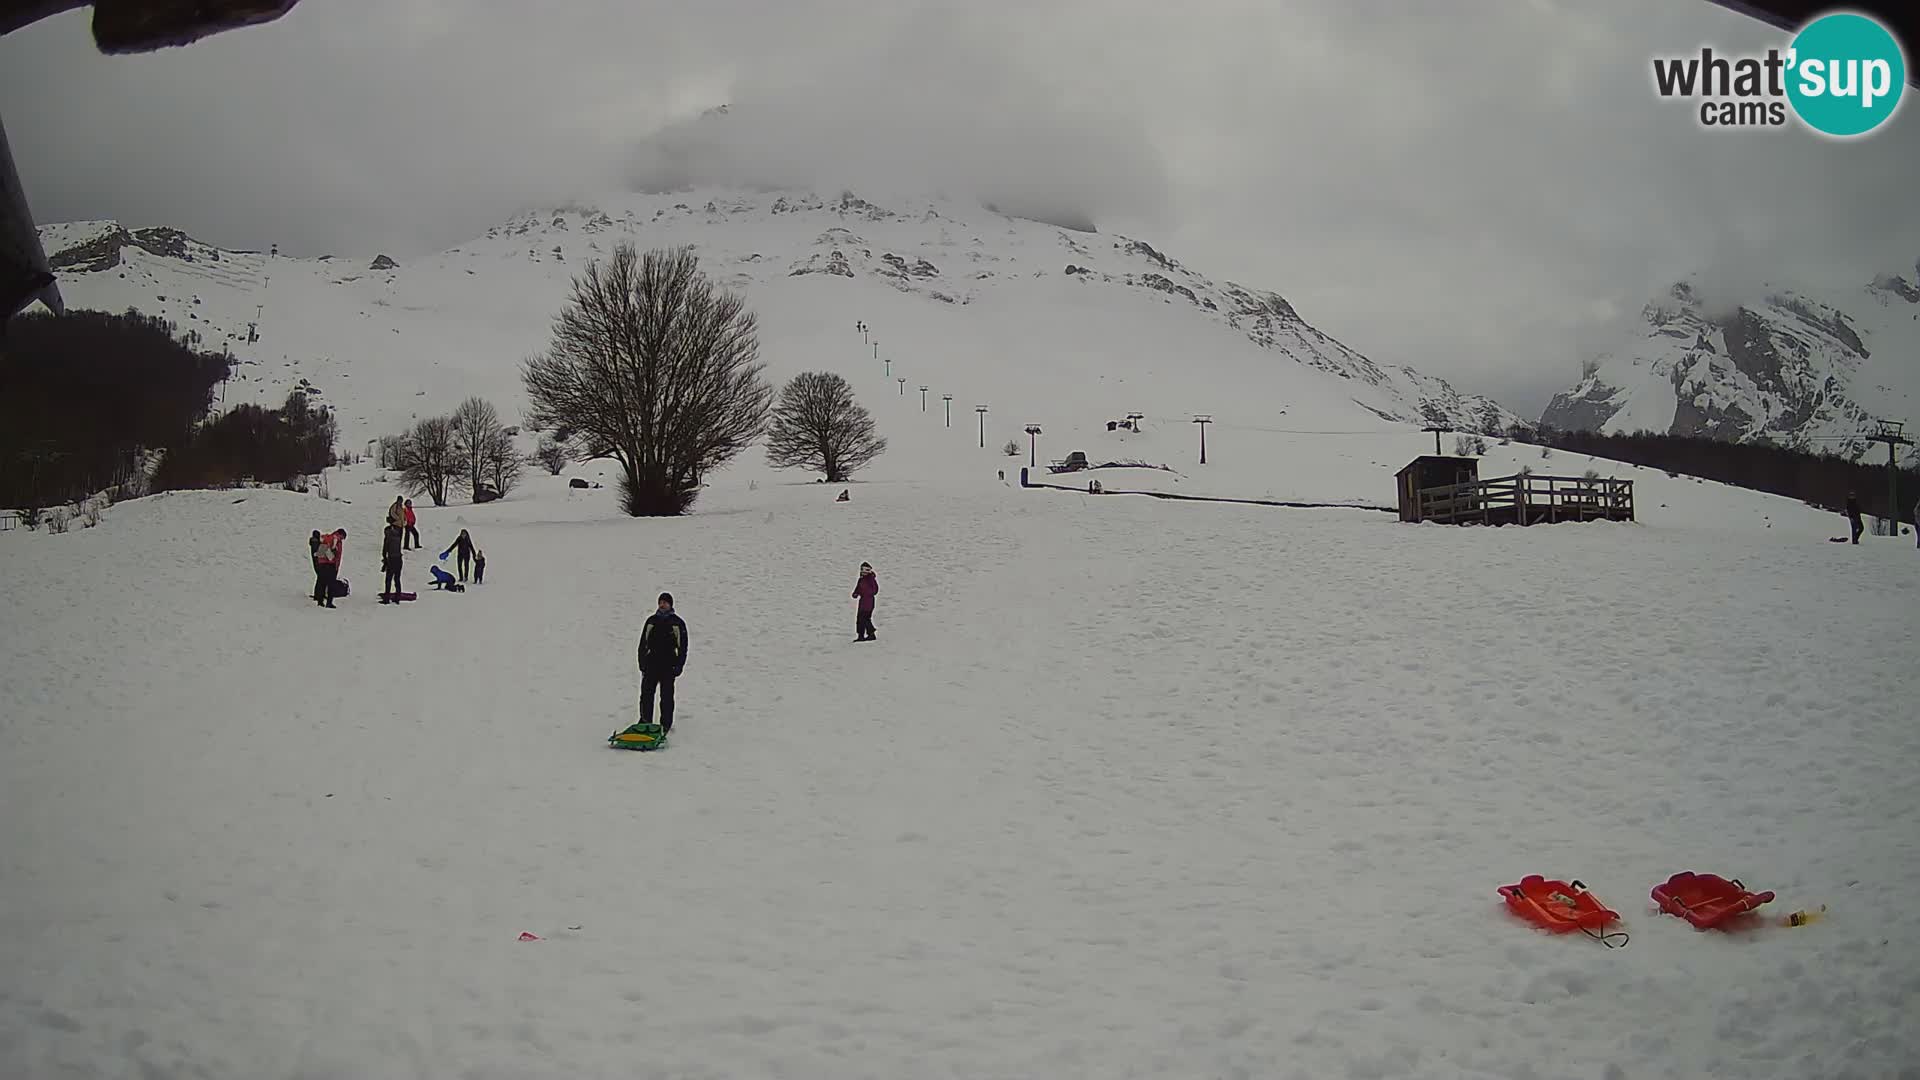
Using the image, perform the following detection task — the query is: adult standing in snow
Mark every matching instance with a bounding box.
[1845,492,1863,544]
[439,528,476,582]
[314,528,345,607]
[308,530,324,599]
[387,496,407,531]
[852,561,879,641]
[637,593,688,733]
[403,498,420,550]
[380,521,404,602]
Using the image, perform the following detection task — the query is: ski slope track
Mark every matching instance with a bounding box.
[4,189,1917,1079]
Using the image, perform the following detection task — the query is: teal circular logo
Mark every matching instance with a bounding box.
[1786,13,1906,136]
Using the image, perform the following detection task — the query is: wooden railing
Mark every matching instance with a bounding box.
[1416,473,1633,525]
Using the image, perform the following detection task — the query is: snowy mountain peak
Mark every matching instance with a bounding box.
[1543,267,1920,464]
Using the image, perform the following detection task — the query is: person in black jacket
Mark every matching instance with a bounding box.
[1846,492,1863,544]
[380,522,404,602]
[308,530,325,601]
[439,528,476,581]
[637,592,688,733]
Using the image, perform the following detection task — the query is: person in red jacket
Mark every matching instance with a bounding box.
[403,498,419,549]
[852,561,879,641]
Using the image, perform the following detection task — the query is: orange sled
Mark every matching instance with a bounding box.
[1651,871,1774,929]
[1500,875,1621,934]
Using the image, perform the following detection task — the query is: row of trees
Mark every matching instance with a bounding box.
[152,389,338,492]
[0,309,230,509]
[381,396,524,506]
[1504,424,1919,523]
[522,243,885,515]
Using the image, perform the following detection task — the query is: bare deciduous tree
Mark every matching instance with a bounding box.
[765,371,886,482]
[398,415,462,506]
[450,396,502,496]
[534,434,569,476]
[483,427,524,497]
[522,243,772,516]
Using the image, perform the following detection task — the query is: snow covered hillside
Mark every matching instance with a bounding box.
[34,188,1524,467]
[1542,269,1920,465]
[2,469,1916,1079]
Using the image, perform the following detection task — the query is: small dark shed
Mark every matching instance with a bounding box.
[1395,455,1479,522]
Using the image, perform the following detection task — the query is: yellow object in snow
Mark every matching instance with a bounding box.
[1784,906,1827,927]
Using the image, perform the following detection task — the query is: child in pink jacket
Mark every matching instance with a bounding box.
[852,562,879,641]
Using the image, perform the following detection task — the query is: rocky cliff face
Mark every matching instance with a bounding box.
[1543,267,1920,463]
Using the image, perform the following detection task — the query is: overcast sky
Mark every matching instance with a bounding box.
[4,0,1916,415]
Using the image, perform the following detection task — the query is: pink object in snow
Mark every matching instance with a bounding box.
[518,931,541,941]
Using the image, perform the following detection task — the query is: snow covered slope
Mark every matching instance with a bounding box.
[2,472,1915,1079]
[35,188,1524,462]
[1542,269,1920,464]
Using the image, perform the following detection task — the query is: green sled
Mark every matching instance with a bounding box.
[609,723,669,751]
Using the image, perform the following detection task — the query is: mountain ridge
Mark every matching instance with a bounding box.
[36,187,1526,448]
[1542,266,1920,465]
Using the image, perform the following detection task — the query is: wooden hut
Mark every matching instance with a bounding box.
[1395,456,1480,523]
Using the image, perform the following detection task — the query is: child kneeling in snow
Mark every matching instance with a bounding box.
[429,564,459,590]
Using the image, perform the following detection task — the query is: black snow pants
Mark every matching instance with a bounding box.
[314,563,338,606]
[641,669,676,729]
[856,607,876,640]
[457,551,471,582]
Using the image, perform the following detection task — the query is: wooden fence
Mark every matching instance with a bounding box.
[1415,472,1633,526]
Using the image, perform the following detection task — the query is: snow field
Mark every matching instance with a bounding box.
[3,475,1917,1079]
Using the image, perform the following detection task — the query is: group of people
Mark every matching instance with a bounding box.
[303,496,486,607]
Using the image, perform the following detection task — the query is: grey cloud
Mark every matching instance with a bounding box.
[3,0,1916,417]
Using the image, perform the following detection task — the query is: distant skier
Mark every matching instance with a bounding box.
[439,528,476,582]
[380,521,404,602]
[403,498,420,549]
[637,593,688,733]
[1846,492,1863,544]
[852,562,879,641]
[473,548,486,584]
[313,528,346,607]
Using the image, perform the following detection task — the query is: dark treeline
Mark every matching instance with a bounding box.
[153,389,338,492]
[1,309,229,509]
[2,309,340,509]
[1507,425,1919,525]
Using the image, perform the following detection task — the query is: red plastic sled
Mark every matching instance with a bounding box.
[1651,871,1774,929]
[1500,875,1621,933]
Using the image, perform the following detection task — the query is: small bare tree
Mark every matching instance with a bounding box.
[483,427,524,497]
[764,371,887,482]
[534,434,569,475]
[450,396,503,496]
[377,434,409,470]
[398,415,463,506]
[522,243,773,515]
